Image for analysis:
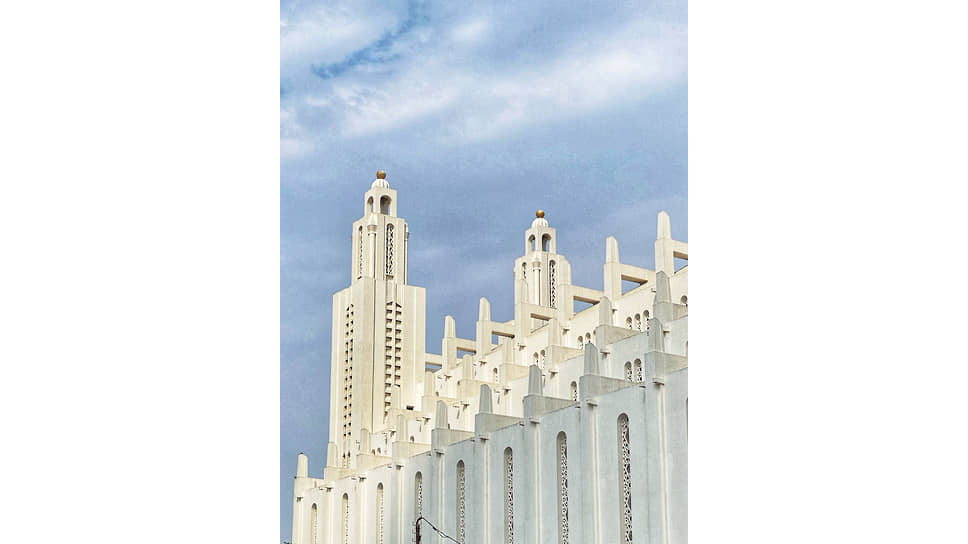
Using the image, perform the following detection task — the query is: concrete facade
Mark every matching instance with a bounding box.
[291,172,688,544]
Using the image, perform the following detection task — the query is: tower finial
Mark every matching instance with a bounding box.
[536,209,545,218]
[376,170,387,179]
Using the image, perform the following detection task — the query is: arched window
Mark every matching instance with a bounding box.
[409,435,414,443]
[549,260,557,308]
[415,472,423,518]
[358,226,364,277]
[680,295,688,306]
[577,336,584,349]
[341,493,350,544]
[540,350,546,370]
[504,447,514,544]
[634,359,643,382]
[385,224,394,277]
[618,414,633,543]
[457,460,466,543]
[533,352,539,366]
[311,503,318,544]
[557,432,569,544]
[634,314,642,331]
[493,367,499,383]
[367,196,374,213]
[376,483,385,544]
[585,333,591,345]
[570,381,578,401]
[528,235,536,252]
[626,317,633,329]
[521,262,527,280]
[624,362,633,382]
[380,195,391,214]
[542,234,551,251]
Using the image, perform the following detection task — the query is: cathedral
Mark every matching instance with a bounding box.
[290,171,688,544]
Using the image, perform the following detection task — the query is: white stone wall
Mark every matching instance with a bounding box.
[294,331,687,544]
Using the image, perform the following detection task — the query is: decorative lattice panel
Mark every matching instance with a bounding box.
[376,485,384,544]
[415,472,423,517]
[385,224,394,277]
[342,495,350,544]
[358,227,364,277]
[457,462,466,543]
[558,434,569,543]
[311,504,318,544]
[620,415,633,543]
[549,260,557,308]
[505,448,514,544]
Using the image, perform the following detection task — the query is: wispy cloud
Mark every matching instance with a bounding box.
[280,1,687,157]
[310,0,427,80]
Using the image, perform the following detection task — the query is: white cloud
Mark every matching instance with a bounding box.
[281,137,313,160]
[283,14,685,154]
[450,18,489,43]
[451,30,685,141]
[280,106,314,160]
[339,77,462,137]
[280,2,402,83]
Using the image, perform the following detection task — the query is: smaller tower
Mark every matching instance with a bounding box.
[513,210,574,345]
[352,171,407,284]
[514,210,570,309]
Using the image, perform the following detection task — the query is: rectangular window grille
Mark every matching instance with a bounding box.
[385,224,394,277]
[358,227,364,277]
[377,485,384,544]
[619,415,633,543]
[415,472,423,517]
[504,448,514,544]
[311,504,318,544]
[549,261,557,308]
[557,434,569,543]
[342,494,350,544]
[457,462,466,543]
[342,305,354,440]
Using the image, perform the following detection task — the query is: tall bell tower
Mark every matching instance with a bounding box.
[326,171,427,471]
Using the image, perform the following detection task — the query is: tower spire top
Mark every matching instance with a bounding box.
[371,170,390,189]
[531,209,549,228]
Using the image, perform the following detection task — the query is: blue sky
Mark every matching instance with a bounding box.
[280,0,687,539]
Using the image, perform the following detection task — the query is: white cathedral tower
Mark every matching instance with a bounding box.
[292,171,689,544]
[329,170,426,471]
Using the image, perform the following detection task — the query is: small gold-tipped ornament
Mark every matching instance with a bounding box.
[376,170,387,179]
[536,210,545,218]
